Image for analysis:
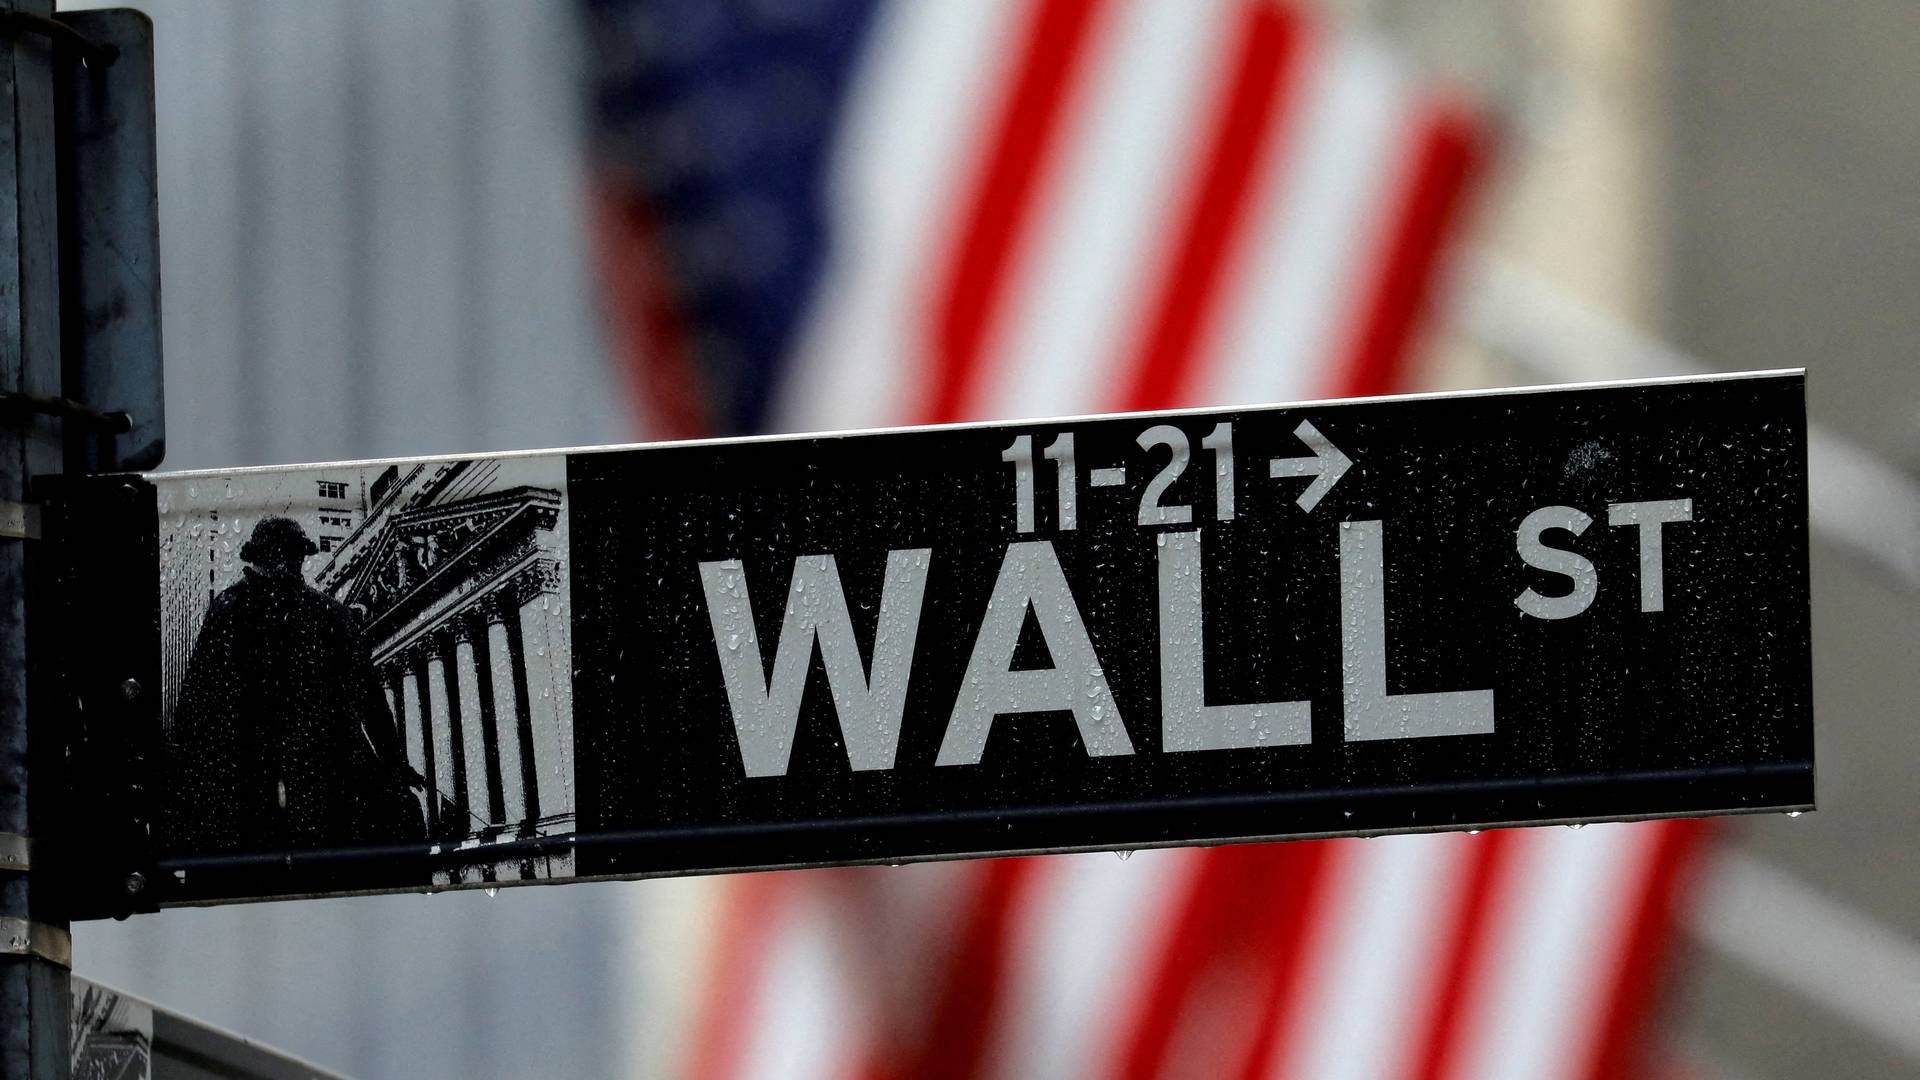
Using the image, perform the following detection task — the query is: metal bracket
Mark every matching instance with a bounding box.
[0,918,72,969]
[0,833,27,873]
[0,11,119,67]
[53,8,164,472]
[0,391,133,434]
[32,476,164,919]
[0,501,40,541]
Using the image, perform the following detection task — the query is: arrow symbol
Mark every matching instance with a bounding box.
[1268,420,1351,512]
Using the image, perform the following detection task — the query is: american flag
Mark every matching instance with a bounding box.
[582,1,1707,1076]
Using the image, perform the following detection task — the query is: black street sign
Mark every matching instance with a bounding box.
[46,371,1812,915]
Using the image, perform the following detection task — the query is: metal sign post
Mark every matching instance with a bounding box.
[2,1,72,1076]
[43,371,1813,917]
[1,6,163,1075]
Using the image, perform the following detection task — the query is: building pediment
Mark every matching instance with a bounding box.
[331,485,561,635]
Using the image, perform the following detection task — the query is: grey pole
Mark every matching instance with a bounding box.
[0,0,70,1076]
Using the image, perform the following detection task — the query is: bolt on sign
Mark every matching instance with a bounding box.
[43,372,1811,915]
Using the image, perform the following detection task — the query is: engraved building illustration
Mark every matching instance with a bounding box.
[156,455,578,884]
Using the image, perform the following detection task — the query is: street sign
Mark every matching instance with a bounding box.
[46,371,1811,915]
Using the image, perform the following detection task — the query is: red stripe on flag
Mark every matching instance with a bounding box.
[1407,830,1519,1080]
[588,179,708,440]
[1111,843,1333,1080]
[685,873,788,1080]
[878,858,1046,1080]
[924,0,1111,424]
[1233,840,1350,1080]
[1582,820,1712,1080]
[1329,100,1489,399]
[1117,0,1308,412]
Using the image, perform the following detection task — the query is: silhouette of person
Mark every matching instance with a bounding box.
[165,516,425,858]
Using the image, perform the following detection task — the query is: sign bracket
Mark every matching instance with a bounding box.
[0,500,39,540]
[0,10,117,66]
[51,7,164,473]
[0,833,29,873]
[30,474,162,921]
[0,918,70,968]
[0,391,134,436]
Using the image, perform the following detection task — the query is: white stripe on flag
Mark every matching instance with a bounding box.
[1450,824,1653,1080]
[1270,835,1475,1080]
[1199,32,1406,408]
[977,0,1235,422]
[732,886,865,1080]
[985,849,1199,1080]
[771,0,1021,432]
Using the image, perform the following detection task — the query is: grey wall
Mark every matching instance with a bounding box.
[1660,3,1920,1078]
[65,2,639,1077]
[114,0,634,471]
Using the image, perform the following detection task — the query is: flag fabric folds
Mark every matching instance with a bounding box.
[582,1,1706,1076]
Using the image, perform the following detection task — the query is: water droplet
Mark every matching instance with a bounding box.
[485,887,499,898]
[1786,811,1803,818]
[1114,849,1134,861]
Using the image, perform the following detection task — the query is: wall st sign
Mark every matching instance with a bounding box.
[42,372,1811,916]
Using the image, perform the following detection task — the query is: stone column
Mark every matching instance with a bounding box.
[464,610,508,825]
[425,633,467,834]
[405,648,438,837]
[385,665,421,779]
[451,616,495,825]
[512,561,574,830]
[484,598,529,826]
[498,598,542,832]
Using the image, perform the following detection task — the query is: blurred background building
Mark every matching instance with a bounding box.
[61,1,1920,1078]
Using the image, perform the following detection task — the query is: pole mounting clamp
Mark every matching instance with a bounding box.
[0,501,38,540]
[0,833,26,873]
[0,11,118,66]
[0,918,71,968]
